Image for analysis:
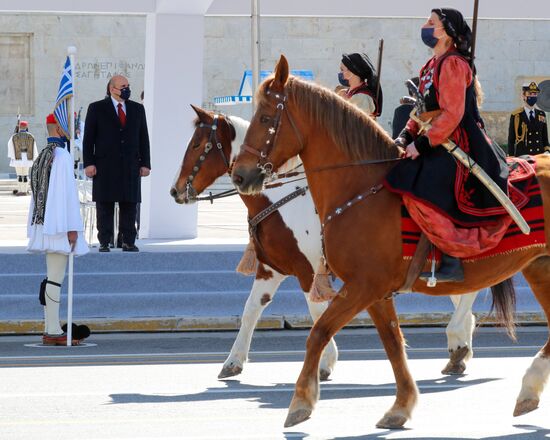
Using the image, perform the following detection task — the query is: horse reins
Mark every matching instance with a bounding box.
[240,81,403,179]
[237,82,406,274]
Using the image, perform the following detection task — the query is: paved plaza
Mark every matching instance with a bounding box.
[1,327,550,439]
[0,179,249,252]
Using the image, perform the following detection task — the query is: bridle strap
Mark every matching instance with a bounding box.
[239,83,304,178]
[240,143,265,158]
[185,114,232,200]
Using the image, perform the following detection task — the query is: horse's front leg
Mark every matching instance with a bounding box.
[285,283,368,428]
[368,298,419,429]
[442,292,477,375]
[304,295,339,381]
[218,268,285,379]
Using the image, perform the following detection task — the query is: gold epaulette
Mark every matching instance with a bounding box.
[511,107,524,116]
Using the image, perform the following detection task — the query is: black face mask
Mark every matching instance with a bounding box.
[526,96,538,107]
[120,87,131,100]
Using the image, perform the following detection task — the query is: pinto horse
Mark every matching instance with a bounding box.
[170,105,338,380]
[171,105,479,378]
[231,55,550,429]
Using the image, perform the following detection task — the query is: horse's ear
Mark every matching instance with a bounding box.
[190,104,209,123]
[272,55,289,88]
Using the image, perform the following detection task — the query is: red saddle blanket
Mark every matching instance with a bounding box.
[401,156,546,262]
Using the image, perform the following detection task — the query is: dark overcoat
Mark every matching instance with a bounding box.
[83,97,151,203]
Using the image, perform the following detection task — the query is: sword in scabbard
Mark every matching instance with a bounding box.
[404,80,530,235]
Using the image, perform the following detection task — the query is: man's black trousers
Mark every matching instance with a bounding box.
[96,201,137,246]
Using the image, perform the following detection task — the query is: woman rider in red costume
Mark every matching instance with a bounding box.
[385,8,509,283]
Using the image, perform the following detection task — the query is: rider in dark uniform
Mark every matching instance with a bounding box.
[385,8,509,283]
[508,82,550,156]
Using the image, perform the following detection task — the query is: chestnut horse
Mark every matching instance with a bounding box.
[171,105,479,378]
[231,55,550,429]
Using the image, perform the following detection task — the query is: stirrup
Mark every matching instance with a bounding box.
[421,245,438,287]
[39,278,62,306]
[426,259,437,287]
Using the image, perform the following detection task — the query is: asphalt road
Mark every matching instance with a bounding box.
[1,327,549,439]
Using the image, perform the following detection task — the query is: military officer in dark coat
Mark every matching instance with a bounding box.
[508,81,550,157]
[83,75,151,252]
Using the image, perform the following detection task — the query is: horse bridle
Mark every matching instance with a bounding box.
[240,84,304,179]
[184,114,233,201]
[239,82,401,179]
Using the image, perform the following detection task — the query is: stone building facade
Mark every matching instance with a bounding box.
[1,13,549,175]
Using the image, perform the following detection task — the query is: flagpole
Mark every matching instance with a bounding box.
[68,46,77,165]
[67,46,76,347]
[67,251,74,347]
[251,0,260,109]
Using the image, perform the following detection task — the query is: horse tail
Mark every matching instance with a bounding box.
[490,277,517,341]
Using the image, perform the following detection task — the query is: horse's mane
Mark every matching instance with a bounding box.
[257,76,398,161]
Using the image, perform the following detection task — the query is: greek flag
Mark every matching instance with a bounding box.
[53,56,73,138]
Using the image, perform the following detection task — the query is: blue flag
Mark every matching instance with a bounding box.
[54,56,73,138]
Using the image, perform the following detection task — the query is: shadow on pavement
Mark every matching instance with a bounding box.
[108,375,501,410]
[328,424,550,439]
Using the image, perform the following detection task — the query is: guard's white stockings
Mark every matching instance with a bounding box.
[44,253,68,335]
[15,167,28,193]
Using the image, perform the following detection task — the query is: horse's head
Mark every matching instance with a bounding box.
[170,105,236,204]
[232,55,304,194]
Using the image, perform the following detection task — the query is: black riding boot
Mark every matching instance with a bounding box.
[420,253,464,283]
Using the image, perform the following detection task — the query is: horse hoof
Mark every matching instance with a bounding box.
[284,408,312,428]
[513,399,539,417]
[449,346,470,364]
[376,413,407,429]
[319,369,331,382]
[218,364,243,379]
[441,360,466,375]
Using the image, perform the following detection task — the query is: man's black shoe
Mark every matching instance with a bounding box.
[99,243,110,253]
[122,243,139,252]
[419,253,464,283]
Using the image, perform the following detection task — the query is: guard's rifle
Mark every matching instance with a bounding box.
[374,38,384,117]
[405,79,530,235]
[14,107,21,134]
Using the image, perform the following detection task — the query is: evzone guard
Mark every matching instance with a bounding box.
[7,117,38,196]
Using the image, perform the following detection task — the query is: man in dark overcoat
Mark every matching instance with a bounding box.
[83,75,151,252]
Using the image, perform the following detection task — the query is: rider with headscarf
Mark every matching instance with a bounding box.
[385,8,509,283]
[338,52,383,118]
